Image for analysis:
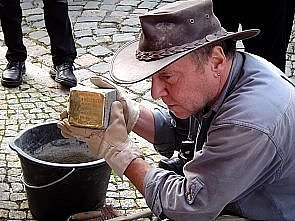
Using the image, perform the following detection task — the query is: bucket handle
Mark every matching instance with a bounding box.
[21,168,76,189]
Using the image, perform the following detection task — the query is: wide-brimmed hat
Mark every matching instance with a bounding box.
[110,0,260,84]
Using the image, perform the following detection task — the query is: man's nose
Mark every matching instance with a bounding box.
[151,76,167,100]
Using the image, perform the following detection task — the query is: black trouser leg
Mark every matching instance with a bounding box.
[213,0,293,72]
[0,0,27,62]
[241,0,293,72]
[43,0,77,66]
[212,0,241,32]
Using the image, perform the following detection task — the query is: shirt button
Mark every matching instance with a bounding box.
[187,194,192,201]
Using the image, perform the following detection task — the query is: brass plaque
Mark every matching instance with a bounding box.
[68,86,116,129]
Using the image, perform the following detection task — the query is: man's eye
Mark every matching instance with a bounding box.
[160,75,172,80]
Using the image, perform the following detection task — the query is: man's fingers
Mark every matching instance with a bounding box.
[57,120,73,135]
[60,109,68,120]
[109,101,125,125]
[60,130,76,139]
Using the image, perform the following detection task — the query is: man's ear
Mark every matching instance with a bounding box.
[210,46,226,72]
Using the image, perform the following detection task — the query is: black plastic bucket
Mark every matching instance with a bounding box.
[10,121,111,221]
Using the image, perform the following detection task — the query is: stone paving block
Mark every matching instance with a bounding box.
[0,209,9,218]
[76,36,99,47]
[138,1,159,9]
[10,183,24,193]
[116,5,133,11]
[8,210,27,219]
[75,53,101,67]
[89,62,110,74]
[113,33,135,42]
[120,0,139,6]
[89,45,112,56]
[0,202,19,210]
[122,16,141,26]
[96,27,118,36]
[10,193,27,202]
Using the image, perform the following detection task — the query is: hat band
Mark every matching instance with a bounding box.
[136,29,228,61]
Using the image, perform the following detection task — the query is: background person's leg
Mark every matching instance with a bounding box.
[43,0,77,87]
[0,0,27,62]
[0,0,26,87]
[212,0,241,32]
[242,0,293,72]
[43,0,76,66]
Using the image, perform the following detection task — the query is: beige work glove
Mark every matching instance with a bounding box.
[57,118,103,142]
[58,109,103,142]
[88,101,144,178]
[90,76,140,133]
[57,101,143,178]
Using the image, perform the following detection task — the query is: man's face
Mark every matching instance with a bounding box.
[151,53,219,119]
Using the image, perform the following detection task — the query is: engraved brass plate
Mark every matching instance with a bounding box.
[68,86,116,129]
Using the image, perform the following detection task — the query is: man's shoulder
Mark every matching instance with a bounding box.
[215,61,295,133]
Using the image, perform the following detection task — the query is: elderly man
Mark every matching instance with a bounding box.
[58,0,295,220]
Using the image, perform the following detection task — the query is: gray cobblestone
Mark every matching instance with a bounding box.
[0,183,9,191]
[120,198,137,208]
[21,103,35,109]
[89,62,110,74]
[116,5,133,11]
[20,200,29,210]
[107,191,120,198]
[10,193,27,202]
[0,192,9,201]
[9,210,27,219]
[11,183,24,193]
[0,209,9,218]
[89,45,112,57]
[95,27,118,36]
[122,16,140,26]
[75,53,101,67]
[120,0,139,6]
[0,201,19,210]
[28,30,48,40]
[138,1,159,9]
[0,154,5,161]
[113,33,136,42]
[76,37,99,47]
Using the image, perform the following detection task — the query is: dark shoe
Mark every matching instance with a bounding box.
[1,61,25,87]
[158,156,186,176]
[50,62,77,88]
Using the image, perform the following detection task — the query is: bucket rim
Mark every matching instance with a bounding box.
[9,120,107,168]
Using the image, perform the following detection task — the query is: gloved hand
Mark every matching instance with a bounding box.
[57,101,144,178]
[86,101,143,177]
[90,76,140,133]
[57,118,103,143]
[90,101,144,178]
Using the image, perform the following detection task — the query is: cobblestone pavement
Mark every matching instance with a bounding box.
[0,0,294,220]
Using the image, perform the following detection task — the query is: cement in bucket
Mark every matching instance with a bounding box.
[10,121,112,221]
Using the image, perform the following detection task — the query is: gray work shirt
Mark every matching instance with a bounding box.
[144,52,295,221]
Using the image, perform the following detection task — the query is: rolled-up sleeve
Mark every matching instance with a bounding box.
[144,123,280,221]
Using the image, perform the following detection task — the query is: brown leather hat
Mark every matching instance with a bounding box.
[110,0,260,84]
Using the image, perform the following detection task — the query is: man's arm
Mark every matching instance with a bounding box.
[133,106,155,143]
[124,158,151,195]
